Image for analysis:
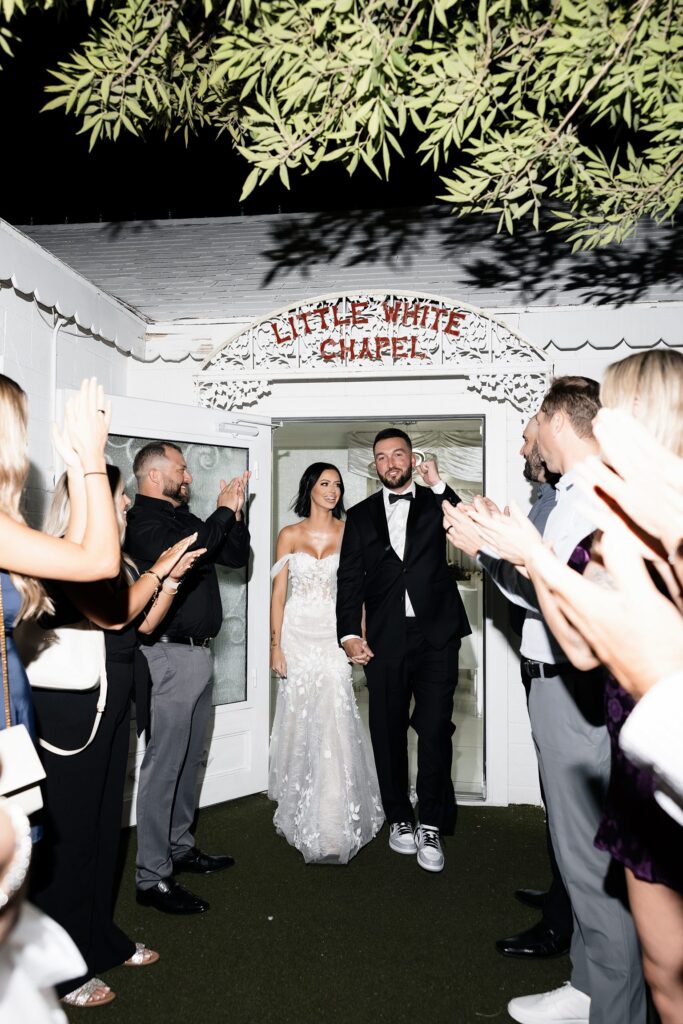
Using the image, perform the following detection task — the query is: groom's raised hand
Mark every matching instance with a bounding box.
[417,458,440,487]
[342,637,374,665]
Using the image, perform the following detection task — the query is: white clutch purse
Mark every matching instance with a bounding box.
[0,723,46,815]
[13,620,108,757]
[0,584,45,812]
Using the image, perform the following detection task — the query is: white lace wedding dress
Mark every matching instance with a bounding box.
[268,552,384,864]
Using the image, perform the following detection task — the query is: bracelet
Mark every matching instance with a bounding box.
[270,643,280,649]
[142,570,163,587]
[83,471,108,477]
[0,797,32,910]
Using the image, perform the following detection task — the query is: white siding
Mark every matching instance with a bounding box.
[0,284,130,522]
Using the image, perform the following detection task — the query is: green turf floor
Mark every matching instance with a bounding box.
[62,796,587,1024]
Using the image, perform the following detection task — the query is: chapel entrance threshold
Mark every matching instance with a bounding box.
[271,415,486,801]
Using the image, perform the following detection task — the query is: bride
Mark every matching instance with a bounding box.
[269,463,384,864]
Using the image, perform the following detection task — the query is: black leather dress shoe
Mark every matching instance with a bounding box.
[136,878,209,914]
[495,921,571,958]
[514,888,548,909]
[172,846,235,875]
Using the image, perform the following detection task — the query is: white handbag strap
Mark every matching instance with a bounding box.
[39,635,108,757]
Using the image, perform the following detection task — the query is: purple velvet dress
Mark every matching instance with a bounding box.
[568,540,683,890]
[594,675,683,891]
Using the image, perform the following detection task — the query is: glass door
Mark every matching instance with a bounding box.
[63,393,273,820]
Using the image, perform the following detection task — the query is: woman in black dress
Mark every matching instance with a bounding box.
[30,465,205,1009]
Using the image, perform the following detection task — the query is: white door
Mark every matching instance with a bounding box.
[71,393,272,821]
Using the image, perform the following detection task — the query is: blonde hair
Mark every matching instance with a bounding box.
[601,350,683,457]
[45,466,134,582]
[0,374,52,621]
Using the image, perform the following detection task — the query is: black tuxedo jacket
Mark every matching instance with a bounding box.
[336,483,472,657]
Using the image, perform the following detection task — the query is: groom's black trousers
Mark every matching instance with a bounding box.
[364,620,461,834]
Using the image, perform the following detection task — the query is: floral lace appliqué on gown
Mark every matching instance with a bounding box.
[268,553,384,864]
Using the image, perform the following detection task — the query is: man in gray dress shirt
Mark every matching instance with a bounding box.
[478,419,573,960]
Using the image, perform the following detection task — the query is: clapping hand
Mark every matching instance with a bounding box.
[63,378,111,474]
[464,498,542,568]
[52,420,82,476]
[579,408,683,561]
[217,471,251,519]
[442,502,485,558]
[473,494,504,516]
[169,546,208,581]
[151,533,206,581]
[527,524,683,699]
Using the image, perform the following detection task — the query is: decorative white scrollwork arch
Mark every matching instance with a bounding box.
[194,292,551,414]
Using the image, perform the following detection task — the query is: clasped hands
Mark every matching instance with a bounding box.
[342,637,374,666]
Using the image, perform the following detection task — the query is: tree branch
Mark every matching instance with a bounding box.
[114,0,182,86]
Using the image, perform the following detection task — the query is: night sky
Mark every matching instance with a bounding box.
[3,7,443,226]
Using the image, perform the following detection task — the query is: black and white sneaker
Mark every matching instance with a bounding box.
[389,822,417,854]
[415,824,444,872]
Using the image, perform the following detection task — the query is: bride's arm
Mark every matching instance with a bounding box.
[270,528,292,677]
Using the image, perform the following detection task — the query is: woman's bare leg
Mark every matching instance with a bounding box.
[626,868,683,1024]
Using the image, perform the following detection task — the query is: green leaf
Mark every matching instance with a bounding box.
[40,95,68,113]
[240,166,260,201]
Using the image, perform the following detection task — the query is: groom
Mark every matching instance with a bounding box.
[337,428,471,872]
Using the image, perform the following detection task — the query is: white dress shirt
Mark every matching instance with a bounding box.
[620,671,683,825]
[481,467,596,663]
[340,479,446,642]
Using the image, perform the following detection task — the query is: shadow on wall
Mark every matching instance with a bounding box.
[258,205,683,306]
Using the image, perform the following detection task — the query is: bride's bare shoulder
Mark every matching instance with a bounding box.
[278,522,307,545]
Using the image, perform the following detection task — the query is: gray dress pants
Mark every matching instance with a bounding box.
[528,670,645,1024]
[136,643,214,889]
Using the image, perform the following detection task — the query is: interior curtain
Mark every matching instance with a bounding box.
[347,430,483,484]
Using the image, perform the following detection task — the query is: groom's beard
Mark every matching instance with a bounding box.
[376,465,412,491]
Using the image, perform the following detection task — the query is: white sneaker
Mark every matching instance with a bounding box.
[507,982,590,1024]
[414,825,444,872]
[388,822,417,854]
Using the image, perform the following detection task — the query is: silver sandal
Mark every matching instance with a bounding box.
[123,942,160,967]
[62,977,116,1008]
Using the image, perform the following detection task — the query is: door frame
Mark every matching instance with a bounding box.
[268,398,511,807]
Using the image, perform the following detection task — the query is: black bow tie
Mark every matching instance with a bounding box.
[388,492,413,504]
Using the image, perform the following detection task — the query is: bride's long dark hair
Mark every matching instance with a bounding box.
[292,463,345,520]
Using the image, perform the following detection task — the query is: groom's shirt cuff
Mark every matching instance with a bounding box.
[430,481,446,494]
[340,634,361,645]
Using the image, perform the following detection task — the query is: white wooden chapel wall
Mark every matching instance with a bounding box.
[0,218,146,521]
[0,289,136,522]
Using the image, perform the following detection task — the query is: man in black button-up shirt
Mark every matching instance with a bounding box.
[125,441,250,915]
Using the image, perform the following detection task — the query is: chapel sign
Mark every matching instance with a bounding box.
[195,292,549,412]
